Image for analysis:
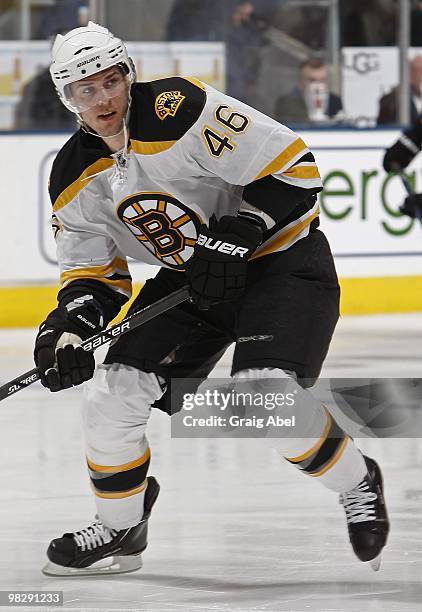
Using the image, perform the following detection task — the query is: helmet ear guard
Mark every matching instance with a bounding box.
[50,21,136,114]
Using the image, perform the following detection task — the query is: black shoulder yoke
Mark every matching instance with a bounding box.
[49,130,112,209]
[129,77,206,142]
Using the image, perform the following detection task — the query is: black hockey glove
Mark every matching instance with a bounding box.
[185,214,263,310]
[399,193,422,220]
[34,295,105,392]
[383,137,419,172]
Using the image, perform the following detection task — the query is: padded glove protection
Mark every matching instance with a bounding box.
[399,193,422,219]
[383,137,419,172]
[186,214,263,310]
[34,295,104,392]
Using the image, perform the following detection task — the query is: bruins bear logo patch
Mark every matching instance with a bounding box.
[155,91,185,120]
[117,192,201,269]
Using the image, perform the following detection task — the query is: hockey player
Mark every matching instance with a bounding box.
[383,115,422,219]
[34,22,389,576]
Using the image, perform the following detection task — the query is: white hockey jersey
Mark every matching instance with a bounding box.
[49,77,322,303]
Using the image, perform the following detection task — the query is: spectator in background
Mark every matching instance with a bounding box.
[340,0,396,46]
[165,0,277,106]
[273,57,343,125]
[377,55,422,125]
[14,65,76,130]
[77,5,90,27]
[411,1,422,46]
[36,0,90,39]
[166,0,224,41]
[271,3,327,52]
[14,30,75,130]
[225,0,279,104]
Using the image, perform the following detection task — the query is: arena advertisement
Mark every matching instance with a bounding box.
[0,129,420,286]
[342,46,422,126]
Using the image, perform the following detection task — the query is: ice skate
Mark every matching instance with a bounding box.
[340,456,389,571]
[42,476,160,576]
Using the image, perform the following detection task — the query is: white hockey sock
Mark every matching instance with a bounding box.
[277,407,367,493]
[83,364,164,530]
[233,368,367,494]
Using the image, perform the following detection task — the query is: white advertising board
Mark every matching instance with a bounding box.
[342,47,422,126]
[0,129,421,286]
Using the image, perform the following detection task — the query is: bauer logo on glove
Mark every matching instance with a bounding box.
[196,233,250,258]
[185,214,263,310]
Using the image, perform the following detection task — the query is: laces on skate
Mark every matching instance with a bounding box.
[73,521,118,551]
[340,457,389,571]
[42,475,160,576]
[339,481,378,523]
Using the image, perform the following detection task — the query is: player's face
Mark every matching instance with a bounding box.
[71,67,130,136]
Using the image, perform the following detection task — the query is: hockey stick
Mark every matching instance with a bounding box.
[0,285,190,402]
[398,172,413,196]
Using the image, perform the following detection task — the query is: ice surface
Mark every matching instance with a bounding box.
[0,315,421,611]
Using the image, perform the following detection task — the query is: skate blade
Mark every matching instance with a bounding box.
[368,554,382,572]
[42,554,143,577]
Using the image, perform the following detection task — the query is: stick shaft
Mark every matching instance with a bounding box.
[0,285,190,402]
[399,173,413,195]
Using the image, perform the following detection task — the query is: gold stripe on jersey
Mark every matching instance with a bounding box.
[87,448,151,474]
[283,164,321,180]
[60,256,130,278]
[60,256,132,298]
[254,137,308,181]
[52,158,115,212]
[183,77,206,90]
[92,479,148,500]
[130,138,177,155]
[251,206,320,260]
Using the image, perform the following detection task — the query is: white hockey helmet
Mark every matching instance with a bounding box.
[50,21,135,113]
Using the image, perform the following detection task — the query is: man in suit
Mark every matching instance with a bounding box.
[274,57,343,125]
[377,55,422,125]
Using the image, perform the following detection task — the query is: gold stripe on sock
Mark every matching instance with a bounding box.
[87,448,151,474]
[92,479,148,499]
[285,410,332,463]
[309,436,349,477]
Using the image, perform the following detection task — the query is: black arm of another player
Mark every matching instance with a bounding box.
[383,117,422,172]
[400,193,422,220]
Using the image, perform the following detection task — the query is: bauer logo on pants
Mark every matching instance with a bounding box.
[117,192,201,269]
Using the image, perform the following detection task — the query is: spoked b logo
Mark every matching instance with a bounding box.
[117,192,201,269]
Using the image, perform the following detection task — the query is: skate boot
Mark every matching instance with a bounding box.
[42,476,160,576]
[339,456,389,571]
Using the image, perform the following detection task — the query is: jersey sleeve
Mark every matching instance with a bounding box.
[184,82,322,226]
[53,207,132,303]
[48,141,132,312]
[187,82,323,191]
